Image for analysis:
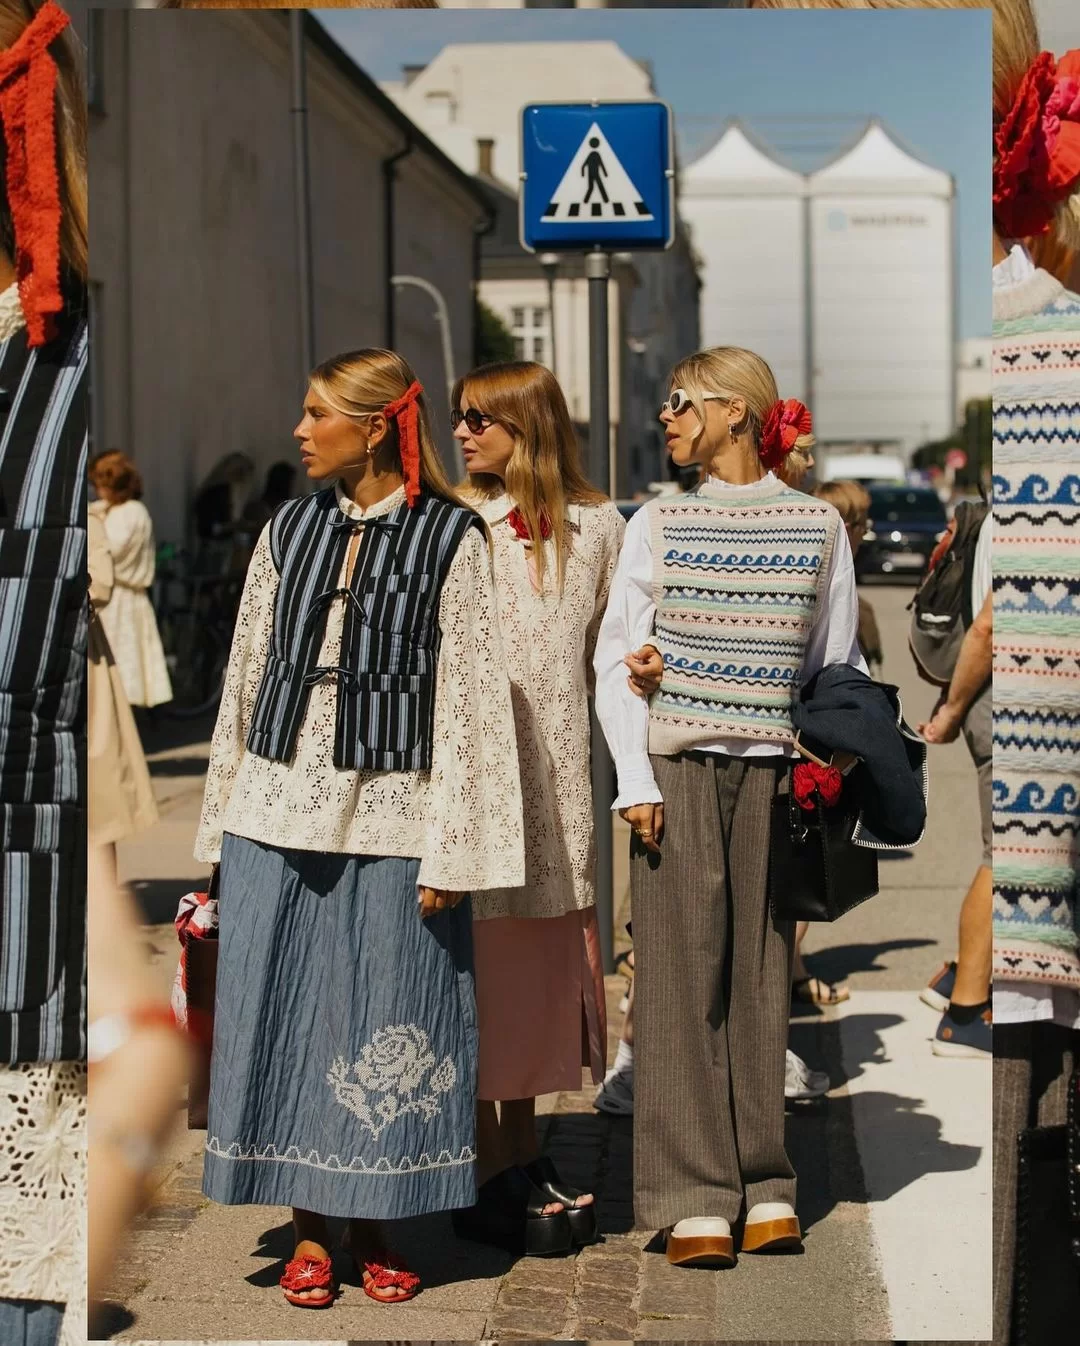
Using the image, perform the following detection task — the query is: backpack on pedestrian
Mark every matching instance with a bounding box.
[907,498,989,688]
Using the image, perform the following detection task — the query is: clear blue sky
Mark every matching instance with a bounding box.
[318,8,991,339]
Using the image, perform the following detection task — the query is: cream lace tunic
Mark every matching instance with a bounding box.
[470,495,625,922]
[195,484,525,893]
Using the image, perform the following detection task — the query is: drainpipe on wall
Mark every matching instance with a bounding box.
[290,12,315,389]
[472,204,496,367]
[383,138,413,349]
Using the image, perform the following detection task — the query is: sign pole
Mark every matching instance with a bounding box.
[586,249,616,977]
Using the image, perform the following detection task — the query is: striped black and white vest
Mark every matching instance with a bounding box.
[247,486,482,772]
[0,303,88,1067]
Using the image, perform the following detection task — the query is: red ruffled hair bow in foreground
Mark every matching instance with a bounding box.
[994,49,1080,240]
[383,380,424,507]
[0,1,70,348]
[759,397,812,474]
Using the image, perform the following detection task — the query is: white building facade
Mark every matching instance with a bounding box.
[682,119,957,460]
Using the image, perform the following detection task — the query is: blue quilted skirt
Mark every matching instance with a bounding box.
[202,833,477,1219]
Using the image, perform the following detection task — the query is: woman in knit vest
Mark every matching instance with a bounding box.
[449,361,624,1255]
[594,346,862,1267]
[981,1,1080,1338]
[194,349,525,1307]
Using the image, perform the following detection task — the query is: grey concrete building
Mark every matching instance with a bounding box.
[89,9,492,543]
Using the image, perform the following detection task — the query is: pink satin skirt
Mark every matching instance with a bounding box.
[472,907,608,1101]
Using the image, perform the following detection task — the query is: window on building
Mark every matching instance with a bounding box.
[88,10,105,115]
[509,306,550,366]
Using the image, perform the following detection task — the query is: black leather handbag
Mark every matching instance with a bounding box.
[1012,1067,1080,1345]
[768,768,879,923]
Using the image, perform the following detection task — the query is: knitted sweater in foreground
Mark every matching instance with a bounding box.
[992,265,1080,989]
[647,478,840,755]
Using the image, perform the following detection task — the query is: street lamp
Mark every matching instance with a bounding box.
[390,275,465,477]
[539,252,558,378]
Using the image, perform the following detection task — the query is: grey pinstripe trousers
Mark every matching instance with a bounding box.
[631,751,796,1230]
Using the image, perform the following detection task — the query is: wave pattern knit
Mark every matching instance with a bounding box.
[992,261,1080,989]
[647,478,840,755]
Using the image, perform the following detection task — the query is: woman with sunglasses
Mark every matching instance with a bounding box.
[594,347,862,1269]
[193,348,524,1308]
[449,362,624,1256]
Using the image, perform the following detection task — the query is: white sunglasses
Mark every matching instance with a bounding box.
[661,388,727,417]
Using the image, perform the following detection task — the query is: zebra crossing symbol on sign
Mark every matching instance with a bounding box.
[542,123,654,224]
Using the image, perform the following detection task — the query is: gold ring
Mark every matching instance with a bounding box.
[638,829,653,838]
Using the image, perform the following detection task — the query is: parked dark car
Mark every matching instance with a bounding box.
[857,485,948,581]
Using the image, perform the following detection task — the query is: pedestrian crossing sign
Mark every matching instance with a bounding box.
[520,101,674,252]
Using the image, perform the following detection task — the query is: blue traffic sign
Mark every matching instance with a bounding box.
[520,101,674,253]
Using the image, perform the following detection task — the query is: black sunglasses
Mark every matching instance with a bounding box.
[450,408,494,434]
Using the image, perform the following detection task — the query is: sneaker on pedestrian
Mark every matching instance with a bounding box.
[932,1003,991,1058]
[920,960,957,1013]
[785,1048,830,1100]
[594,1064,634,1116]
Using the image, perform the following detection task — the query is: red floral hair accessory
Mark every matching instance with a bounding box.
[793,761,843,812]
[994,49,1080,240]
[759,398,812,473]
[383,380,424,508]
[0,1,71,348]
[507,506,552,542]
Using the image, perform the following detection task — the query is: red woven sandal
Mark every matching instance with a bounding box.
[279,1253,336,1309]
[361,1250,421,1304]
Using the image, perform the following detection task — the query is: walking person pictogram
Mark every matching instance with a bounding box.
[582,138,609,205]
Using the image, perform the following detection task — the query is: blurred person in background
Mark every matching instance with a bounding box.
[89,451,173,710]
[0,3,88,1344]
[240,458,299,535]
[915,507,993,1057]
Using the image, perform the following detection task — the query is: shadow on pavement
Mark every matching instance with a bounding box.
[801,937,937,984]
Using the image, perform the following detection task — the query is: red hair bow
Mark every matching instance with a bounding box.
[0,1,71,348]
[994,49,1080,240]
[759,398,812,473]
[793,761,843,812]
[383,380,424,508]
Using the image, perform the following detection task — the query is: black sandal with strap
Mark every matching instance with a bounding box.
[524,1155,599,1247]
[452,1164,573,1257]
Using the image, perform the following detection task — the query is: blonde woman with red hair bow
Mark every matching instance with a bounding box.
[594,346,863,1269]
[192,348,524,1308]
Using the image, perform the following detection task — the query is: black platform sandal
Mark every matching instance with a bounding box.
[451,1164,573,1257]
[524,1156,599,1247]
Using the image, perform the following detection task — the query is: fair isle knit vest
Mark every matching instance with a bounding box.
[647,478,840,754]
[992,263,1080,991]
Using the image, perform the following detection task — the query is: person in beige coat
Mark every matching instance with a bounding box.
[88,511,159,859]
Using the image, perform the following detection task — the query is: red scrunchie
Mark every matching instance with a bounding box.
[793,761,843,812]
[383,380,424,508]
[994,49,1080,240]
[0,1,71,348]
[759,398,812,474]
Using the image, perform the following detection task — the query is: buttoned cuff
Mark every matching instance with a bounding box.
[612,753,663,811]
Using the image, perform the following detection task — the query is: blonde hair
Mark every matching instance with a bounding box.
[453,361,606,594]
[0,0,87,284]
[752,1,1080,249]
[310,348,468,512]
[668,345,816,483]
[814,478,871,526]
